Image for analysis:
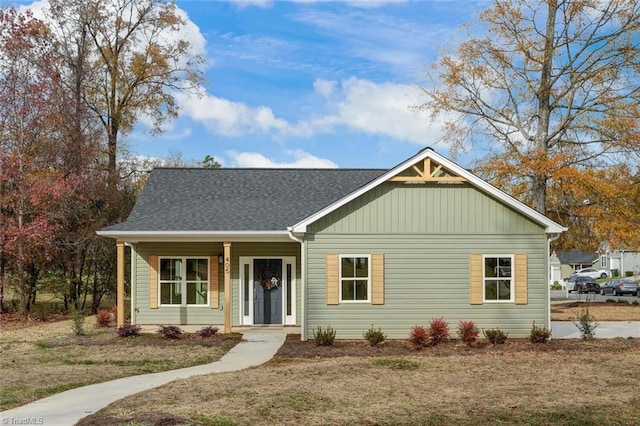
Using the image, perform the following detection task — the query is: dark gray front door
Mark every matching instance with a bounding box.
[253,258,282,325]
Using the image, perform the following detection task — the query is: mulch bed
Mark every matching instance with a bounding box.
[273,333,640,359]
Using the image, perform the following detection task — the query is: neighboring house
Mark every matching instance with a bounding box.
[555,250,599,280]
[599,250,640,277]
[98,148,566,339]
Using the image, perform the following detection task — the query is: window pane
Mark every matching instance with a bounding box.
[187,282,207,305]
[484,258,497,278]
[485,281,497,300]
[498,280,511,300]
[355,281,368,300]
[160,258,182,281]
[342,280,355,300]
[355,257,368,278]
[187,259,208,281]
[161,282,181,305]
[341,257,355,278]
[497,258,511,278]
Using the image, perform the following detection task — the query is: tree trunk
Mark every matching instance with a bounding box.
[531,0,558,215]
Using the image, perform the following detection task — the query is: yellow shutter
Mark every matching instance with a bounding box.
[470,254,483,305]
[514,253,528,304]
[326,253,339,305]
[209,256,219,309]
[371,253,384,305]
[149,255,158,309]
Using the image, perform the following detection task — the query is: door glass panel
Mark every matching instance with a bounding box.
[286,263,292,316]
[243,263,250,315]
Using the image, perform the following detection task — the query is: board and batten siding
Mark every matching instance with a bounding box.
[305,181,549,339]
[134,241,301,326]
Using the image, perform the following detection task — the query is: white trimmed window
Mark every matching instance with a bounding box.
[339,255,370,302]
[159,257,209,306]
[483,255,514,302]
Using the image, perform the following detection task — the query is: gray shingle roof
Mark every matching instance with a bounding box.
[103,168,387,232]
[556,250,598,265]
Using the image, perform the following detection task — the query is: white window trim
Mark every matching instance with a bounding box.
[482,254,514,303]
[339,254,371,303]
[158,256,210,307]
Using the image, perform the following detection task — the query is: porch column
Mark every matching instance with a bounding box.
[223,241,232,333]
[116,240,125,327]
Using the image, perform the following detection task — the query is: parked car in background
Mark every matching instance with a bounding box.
[572,275,600,294]
[572,267,608,279]
[600,279,639,296]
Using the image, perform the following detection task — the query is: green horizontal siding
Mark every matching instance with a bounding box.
[306,233,548,339]
[308,182,542,235]
[133,241,301,327]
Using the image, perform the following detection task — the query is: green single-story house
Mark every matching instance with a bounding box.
[98,148,566,340]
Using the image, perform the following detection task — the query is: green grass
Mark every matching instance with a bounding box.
[372,358,420,370]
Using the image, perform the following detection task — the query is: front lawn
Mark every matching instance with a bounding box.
[0,318,241,410]
[78,335,640,425]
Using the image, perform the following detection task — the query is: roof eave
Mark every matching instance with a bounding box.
[96,230,292,243]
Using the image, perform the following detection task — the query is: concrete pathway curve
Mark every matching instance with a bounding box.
[0,330,286,426]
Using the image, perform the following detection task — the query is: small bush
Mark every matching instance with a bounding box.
[95,307,115,328]
[196,326,219,338]
[625,271,633,277]
[632,300,639,306]
[313,325,336,346]
[529,321,551,343]
[158,325,183,339]
[363,325,387,347]
[483,327,508,344]
[457,320,480,346]
[70,306,85,336]
[117,324,141,337]
[617,299,630,304]
[550,281,562,290]
[574,305,598,340]
[409,325,428,349]
[427,317,450,346]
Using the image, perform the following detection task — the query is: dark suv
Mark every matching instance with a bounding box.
[573,275,600,294]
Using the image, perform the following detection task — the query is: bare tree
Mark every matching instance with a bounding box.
[48,0,205,186]
[419,0,640,218]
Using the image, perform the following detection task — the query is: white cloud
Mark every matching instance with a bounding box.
[227,149,337,168]
[176,77,456,147]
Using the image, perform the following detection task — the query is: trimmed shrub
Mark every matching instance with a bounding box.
[427,317,450,346]
[70,306,85,336]
[313,325,336,346]
[625,271,633,277]
[574,305,598,340]
[95,308,115,328]
[529,321,551,343]
[363,325,387,347]
[483,327,508,344]
[550,281,562,290]
[409,325,428,349]
[117,324,141,337]
[158,325,183,339]
[196,326,219,338]
[457,320,480,346]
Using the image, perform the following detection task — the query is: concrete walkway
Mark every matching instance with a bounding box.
[0,330,286,426]
[552,320,640,339]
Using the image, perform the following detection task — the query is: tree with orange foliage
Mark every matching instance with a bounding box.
[419,0,640,248]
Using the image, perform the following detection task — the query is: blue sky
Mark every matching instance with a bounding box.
[14,0,491,169]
